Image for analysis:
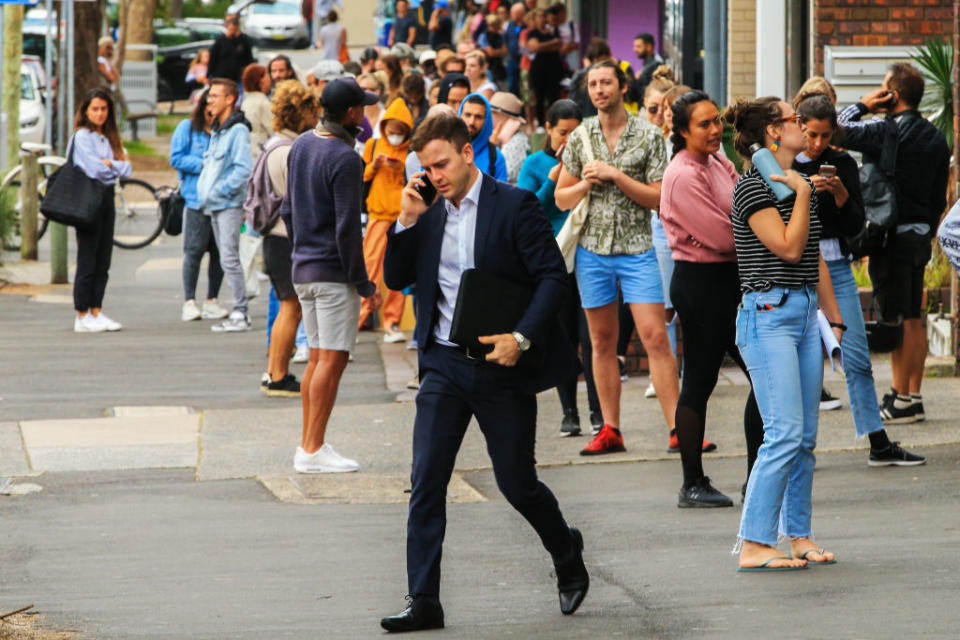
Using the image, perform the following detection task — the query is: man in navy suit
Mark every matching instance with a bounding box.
[379,114,589,632]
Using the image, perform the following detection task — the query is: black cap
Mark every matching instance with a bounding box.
[321,77,380,112]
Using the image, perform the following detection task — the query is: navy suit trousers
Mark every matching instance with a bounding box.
[406,345,573,597]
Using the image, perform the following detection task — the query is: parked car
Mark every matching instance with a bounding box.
[20,63,45,145]
[241,0,309,49]
[157,40,215,102]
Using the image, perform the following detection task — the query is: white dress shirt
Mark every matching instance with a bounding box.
[396,169,483,346]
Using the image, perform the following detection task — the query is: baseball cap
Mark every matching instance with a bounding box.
[321,77,381,112]
[310,59,345,82]
[391,42,417,61]
[419,50,437,65]
[360,47,379,63]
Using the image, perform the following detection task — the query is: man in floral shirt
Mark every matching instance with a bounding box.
[555,59,679,455]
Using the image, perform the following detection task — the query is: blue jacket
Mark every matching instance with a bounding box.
[517,150,566,236]
[458,93,507,181]
[169,119,210,210]
[384,172,577,394]
[197,109,253,212]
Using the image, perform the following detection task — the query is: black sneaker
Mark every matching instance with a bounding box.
[678,476,734,508]
[910,395,926,421]
[589,410,603,434]
[560,410,581,437]
[880,389,919,424]
[868,441,926,467]
[819,388,841,411]
[264,373,301,398]
[618,356,628,382]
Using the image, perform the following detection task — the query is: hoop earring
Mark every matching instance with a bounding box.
[770,138,781,152]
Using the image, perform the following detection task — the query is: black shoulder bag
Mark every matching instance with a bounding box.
[846,116,900,259]
[161,187,185,236]
[41,134,106,230]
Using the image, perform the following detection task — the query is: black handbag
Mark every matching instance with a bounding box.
[846,117,900,259]
[41,133,105,230]
[161,187,185,236]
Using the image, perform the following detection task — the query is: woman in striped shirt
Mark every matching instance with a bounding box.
[726,96,842,572]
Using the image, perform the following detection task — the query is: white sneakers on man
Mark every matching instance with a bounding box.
[292,344,309,363]
[293,443,359,473]
[383,325,407,344]
[211,310,251,332]
[182,299,202,321]
[74,313,121,332]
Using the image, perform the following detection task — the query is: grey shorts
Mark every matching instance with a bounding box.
[295,282,361,351]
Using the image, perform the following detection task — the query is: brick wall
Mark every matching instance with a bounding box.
[815,0,954,75]
[727,0,757,100]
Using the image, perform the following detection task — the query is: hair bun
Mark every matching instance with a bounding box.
[651,64,674,82]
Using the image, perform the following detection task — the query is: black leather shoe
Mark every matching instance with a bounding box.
[678,476,733,508]
[553,527,589,615]
[380,595,444,633]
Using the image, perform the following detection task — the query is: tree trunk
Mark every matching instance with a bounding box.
[169,0,184,20]
[126,0,157,62]
[116,0,130,75]
[2,4,24,173]
[73,0,103,106]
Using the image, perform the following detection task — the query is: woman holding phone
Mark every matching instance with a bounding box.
[792,94,925,467]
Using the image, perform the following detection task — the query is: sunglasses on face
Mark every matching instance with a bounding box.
[645,104,659,115]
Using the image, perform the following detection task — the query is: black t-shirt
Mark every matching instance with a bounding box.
[732,167,821,293]
[528,28,561,73]
[484,31,505,76]
[792,147,864,247]
[430,15,453,49]
[208,33,255,84]
[393,15,419,45]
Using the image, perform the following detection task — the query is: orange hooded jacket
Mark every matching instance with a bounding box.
[362,98,413,222]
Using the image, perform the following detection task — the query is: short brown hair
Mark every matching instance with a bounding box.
[241,63,267,92]
[411,113,471,153]
[271,80,318,133]
[401,72,426,99]
[586,59,628,89]
[209,77,239,101]
[887,62,924,108]
[440,56,465,74]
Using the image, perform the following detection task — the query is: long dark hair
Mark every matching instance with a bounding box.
[189,87,211,133]
[74,88,124,159]
[669,90,716,157]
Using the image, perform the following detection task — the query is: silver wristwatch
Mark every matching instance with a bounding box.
[512,331,531,352]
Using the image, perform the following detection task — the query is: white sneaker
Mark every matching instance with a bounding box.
[93,313,122,332]
[383,325,407,343]
[181,299,201,322]
[201,300,229,320]
[73,313,104,333]
[211,311,251,333]
[644,383,657,399]
[294,443,359,473]
[292,344,309,363]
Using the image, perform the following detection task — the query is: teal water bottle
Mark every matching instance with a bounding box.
[749,143,795,201]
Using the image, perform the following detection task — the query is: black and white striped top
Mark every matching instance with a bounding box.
[731,167,821,293]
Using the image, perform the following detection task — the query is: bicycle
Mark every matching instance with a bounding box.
[1,151,171,251]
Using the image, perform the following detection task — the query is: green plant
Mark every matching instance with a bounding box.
[0,186,16,252]
[182,0,234,19]
[157,115,180,135]
[123,140,159,157]
[924,243,952,290]
[911,39,955,148]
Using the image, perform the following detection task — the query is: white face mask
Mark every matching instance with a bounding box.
[387,134,406,146]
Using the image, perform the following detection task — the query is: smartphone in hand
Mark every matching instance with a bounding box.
[819,164,837,178]
[415,174,438,204]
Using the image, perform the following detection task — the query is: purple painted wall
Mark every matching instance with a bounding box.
[607,0,661,69]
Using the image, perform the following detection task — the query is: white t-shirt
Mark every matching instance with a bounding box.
[318,22,344,61]
[557,20,580,72]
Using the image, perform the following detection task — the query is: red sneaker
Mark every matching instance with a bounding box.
[667,429,717,454]
[580,424,626,456]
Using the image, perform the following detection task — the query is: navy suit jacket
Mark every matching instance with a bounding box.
[384,172,578,394]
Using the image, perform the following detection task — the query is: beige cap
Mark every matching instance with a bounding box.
[489,91,525,123]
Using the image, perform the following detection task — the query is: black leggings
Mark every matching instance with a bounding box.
[670,260,763,486]
[73,185,115,312]
[556,275,600,416]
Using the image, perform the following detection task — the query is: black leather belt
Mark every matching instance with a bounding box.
[444,343,483,361]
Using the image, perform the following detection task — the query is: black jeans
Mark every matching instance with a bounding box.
[531,63,560,127]
[73,185,115,312]
[181,207,223,301]
[556,274,600,416]
[670,260,763,485]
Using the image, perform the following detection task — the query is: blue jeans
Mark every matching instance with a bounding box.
[736,286,822,546]
[266,285,307,349]
[827,259,884,437]
[651,213,677,355]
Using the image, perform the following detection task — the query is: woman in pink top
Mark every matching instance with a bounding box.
[659,90,763,508]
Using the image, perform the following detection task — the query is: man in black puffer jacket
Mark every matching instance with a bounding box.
[838,62,950,426]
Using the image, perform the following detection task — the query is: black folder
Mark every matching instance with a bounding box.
[449,269,544,368]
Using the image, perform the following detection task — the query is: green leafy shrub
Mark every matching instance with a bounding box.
[911,39,954,148]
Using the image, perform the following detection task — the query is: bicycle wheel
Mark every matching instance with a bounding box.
[113,177,163,249]
[0,157,61,251]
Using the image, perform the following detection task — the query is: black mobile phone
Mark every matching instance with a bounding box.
[415,174,437,204]
[885,90,898,106]
[819,164,837,178]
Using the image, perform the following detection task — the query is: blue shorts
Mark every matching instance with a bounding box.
[575,245,664,309]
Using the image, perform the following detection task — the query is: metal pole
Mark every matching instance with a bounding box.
[19,150,38,260]
[50,0,70,283]
[56,0,65,154]
[44,0,53,148]
[703,0,722,103]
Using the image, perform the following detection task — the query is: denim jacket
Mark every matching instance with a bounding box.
[169,119,210,210]
[196,109,253,212]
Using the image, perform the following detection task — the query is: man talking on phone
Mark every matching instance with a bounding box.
[379,113,588,632]
[838,62,950,425]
